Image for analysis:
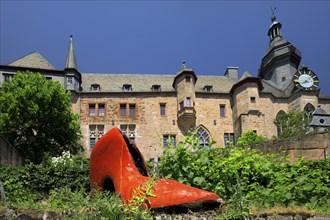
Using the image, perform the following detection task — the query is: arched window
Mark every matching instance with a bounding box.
[275,110,286,136]
[195,126,211,150]
[304,103,315,124]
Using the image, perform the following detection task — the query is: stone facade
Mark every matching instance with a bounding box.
[1,15,330,160]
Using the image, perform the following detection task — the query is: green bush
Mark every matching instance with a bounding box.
[0,153,89,207]
[151,132,330,214]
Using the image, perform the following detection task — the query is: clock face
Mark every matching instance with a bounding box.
[293,67,319,90]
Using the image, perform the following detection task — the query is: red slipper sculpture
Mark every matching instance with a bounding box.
[90,128,222,209]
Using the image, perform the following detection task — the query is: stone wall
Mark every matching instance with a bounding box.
[0,134,24,165]
[252,132,329,161]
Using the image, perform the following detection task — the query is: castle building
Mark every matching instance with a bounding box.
[1,15,329,159]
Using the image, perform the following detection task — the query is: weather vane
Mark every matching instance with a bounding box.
[271,7,277,22]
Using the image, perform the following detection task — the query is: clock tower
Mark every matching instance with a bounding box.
[258,9,301,91]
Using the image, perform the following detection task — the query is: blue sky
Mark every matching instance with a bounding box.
[1,1,329,96]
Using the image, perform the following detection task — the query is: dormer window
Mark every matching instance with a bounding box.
[204,85,213,92]
[91,83,100,92]
[122,84,132,92]
[151,84,161,92]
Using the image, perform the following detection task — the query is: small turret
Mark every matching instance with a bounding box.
[64,35,81,92]
[172,61,197,132]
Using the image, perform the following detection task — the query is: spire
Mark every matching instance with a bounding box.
[65,35,78,70]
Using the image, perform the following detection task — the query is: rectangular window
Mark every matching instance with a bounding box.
[224,133,235,147]
[186,97,191,107]
[90,138,96,149]
[160,103,166,116]
[220,104,226,117]
[163,135,176,147]
[45,77,52,80]
[3,73,14,82]
[89,124,104,150]
[250,97,256,103]
[67,77,73,85]
[120,104,127,116]
[98,104,105,116]
[89,104,96,116]
[179,101,184,110]
[185,76,191,82]
[129,104,136,117]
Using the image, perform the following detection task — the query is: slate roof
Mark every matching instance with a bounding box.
[81,73,238,93]
[8,51,56,70]
[260,79,295,98]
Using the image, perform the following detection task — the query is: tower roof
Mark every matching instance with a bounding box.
[65,35,78,70]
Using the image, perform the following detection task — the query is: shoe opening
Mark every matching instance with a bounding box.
[103,177,115,193]
[122,132,149,177]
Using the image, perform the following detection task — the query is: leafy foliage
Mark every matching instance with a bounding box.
[274,110,309,139]
[236,130,266,148]
[0,71,82,163]
[0,154,90,207]
[151,131,330,215]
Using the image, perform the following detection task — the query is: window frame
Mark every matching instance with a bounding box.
[224,132,235,147]
[67,76,73,85]
[163,134,176,147]
[186,97,191,107]
[89,104,96,116]
[98,103,105,116]
[120,104,127,116]
[160,103,166,116]
[129,104,136,117]
[220,104,226,117]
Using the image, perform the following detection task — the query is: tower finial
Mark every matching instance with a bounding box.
[182,60,187,69]
[182,60,186,69]
[271,7,277,22]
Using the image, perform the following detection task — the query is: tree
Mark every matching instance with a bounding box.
[274,110,308,139]
[236,130,266,148]
[0,71,82,163]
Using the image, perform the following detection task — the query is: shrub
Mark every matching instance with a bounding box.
[151,131,330,214]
